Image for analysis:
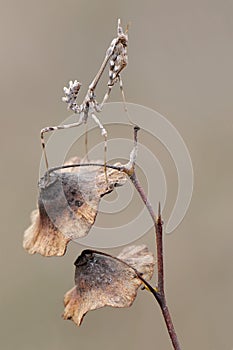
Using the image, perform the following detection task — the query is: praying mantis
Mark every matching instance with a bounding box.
[40,19,129,175]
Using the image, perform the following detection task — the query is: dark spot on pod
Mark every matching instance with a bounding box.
[75,200,83,207]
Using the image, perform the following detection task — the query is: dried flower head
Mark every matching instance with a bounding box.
[63,245,155,326]
[23,158,126,257]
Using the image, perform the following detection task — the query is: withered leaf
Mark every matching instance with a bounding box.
[23,158,126,257]
[63,245,155,326]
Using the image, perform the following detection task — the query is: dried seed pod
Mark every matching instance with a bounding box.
[23,159,126,257]
[63,245,155,326]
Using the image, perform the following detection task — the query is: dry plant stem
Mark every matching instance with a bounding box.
[127,127,181,350]
[157,205,164,294]
[129,176,181,350]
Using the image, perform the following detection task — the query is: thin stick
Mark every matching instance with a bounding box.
[160,302,181,350]
[157,203,164,293]
[125,127,181,350]
[129,172,158,231]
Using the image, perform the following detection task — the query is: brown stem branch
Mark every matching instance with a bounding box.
[157,203,164,294]
[160,302,181,350]
[129,172,157,230]
[126,126,181,350]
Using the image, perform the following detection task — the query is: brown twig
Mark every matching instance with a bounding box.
[157,203,164,294]
[126,126,181,350]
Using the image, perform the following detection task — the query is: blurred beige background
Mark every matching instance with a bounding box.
[1,1,233,349]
